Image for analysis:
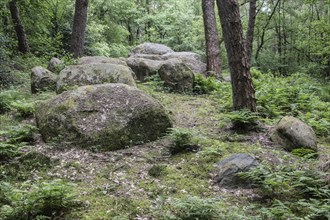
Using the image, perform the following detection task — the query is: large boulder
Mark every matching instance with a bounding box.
[270,116,317,151]
[215,154,259,189]
[126,57,164,81]
[158,59,194,93]
[163,52,207,74]
[128,44,206,81]
[77,56,127,66]
[47,57,64,73]
[130,42,174,56]
[56,63,136,94]
[35,83,172,151]
[31,66,57,94]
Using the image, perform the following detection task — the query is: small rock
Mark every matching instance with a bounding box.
[215,153,259,188]
[47,57,64,72]
[270,116,317,151]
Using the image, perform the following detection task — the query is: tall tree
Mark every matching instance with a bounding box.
[9,0,29,53]
[216,0,256,111]
[71,0,88,58]
[202,0,222,78]
[245,0,257,65]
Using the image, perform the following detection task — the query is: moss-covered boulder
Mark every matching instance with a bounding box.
[35,83,172,151]
[130,42,174,55]
[31,66,57,94]
[77,56,127,66]
[271,116,317,151]
[126,57,164,81]
[162,52,206,74]
[215,153,259,189]
[56,63,136,94]
[158,59,195,93]
[47,57,64,73]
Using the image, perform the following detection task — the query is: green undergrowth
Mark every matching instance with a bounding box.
[240,160,330,219]
[0,180,78,220]
[0,55,329,219]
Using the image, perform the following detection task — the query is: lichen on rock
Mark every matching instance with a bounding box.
[35,83,172,151]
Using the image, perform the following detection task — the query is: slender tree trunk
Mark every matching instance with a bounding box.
[71,0,88,58]
[216,0,256,111]
[245,0,257,65]
[9,0,29,53]
[202,0,222,78]
[255,0,281,62]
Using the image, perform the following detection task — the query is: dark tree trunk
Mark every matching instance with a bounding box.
[71,0,88,58]
[9,0,29,53]
[202,0,222,78]
[245,0,257,65]
[216,0,256,111]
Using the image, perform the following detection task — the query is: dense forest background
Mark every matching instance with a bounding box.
[0,0,329,76]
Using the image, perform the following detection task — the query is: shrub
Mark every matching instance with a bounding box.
[148,165,168,178]
[1,124,37,144]
[167,128,199,155]
[168,196,221,220]
[0,180,78,220]
[252,69,330,136]
[227,109,259,130]
[241,162,330,219]
[0,143,21,163]
[193,74,221,94]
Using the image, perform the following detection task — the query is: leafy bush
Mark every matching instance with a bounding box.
[252,69,330,136]
[0,180,77,220]
[241,163,330,219]
[167,128,199,155]
[1,124,37,144]
[291,148,318,159]
[0,143,21,163]
[148,165,168,178]
[193,74,221,94]
[167,196,221,220]
[226,109,260,130]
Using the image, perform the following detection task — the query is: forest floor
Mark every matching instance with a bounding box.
[1,75,330,219]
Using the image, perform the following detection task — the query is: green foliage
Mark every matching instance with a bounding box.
[167,128,199,155]
[227,109,259,129]
[148,165,168,178]
[0,180,77,220]
[252,69,330,136]
[0,143,21,163]
[0,88,35,118]
[166,196,221,220]
[291,148,318,159]
[1,124,37,145]
[193,74,221,94]
[241,163,330,219]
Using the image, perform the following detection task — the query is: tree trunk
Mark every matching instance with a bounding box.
[245,0,257,65]
[216,0,256,111]
[9,0,29,53]
[202,0,222,78]
[71,0,88,58]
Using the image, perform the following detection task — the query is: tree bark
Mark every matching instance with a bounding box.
[245,0,257,65]
[9,0,29,53]
[216,0,256,111]
[71,0,88,58]
[202,0,222,78]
